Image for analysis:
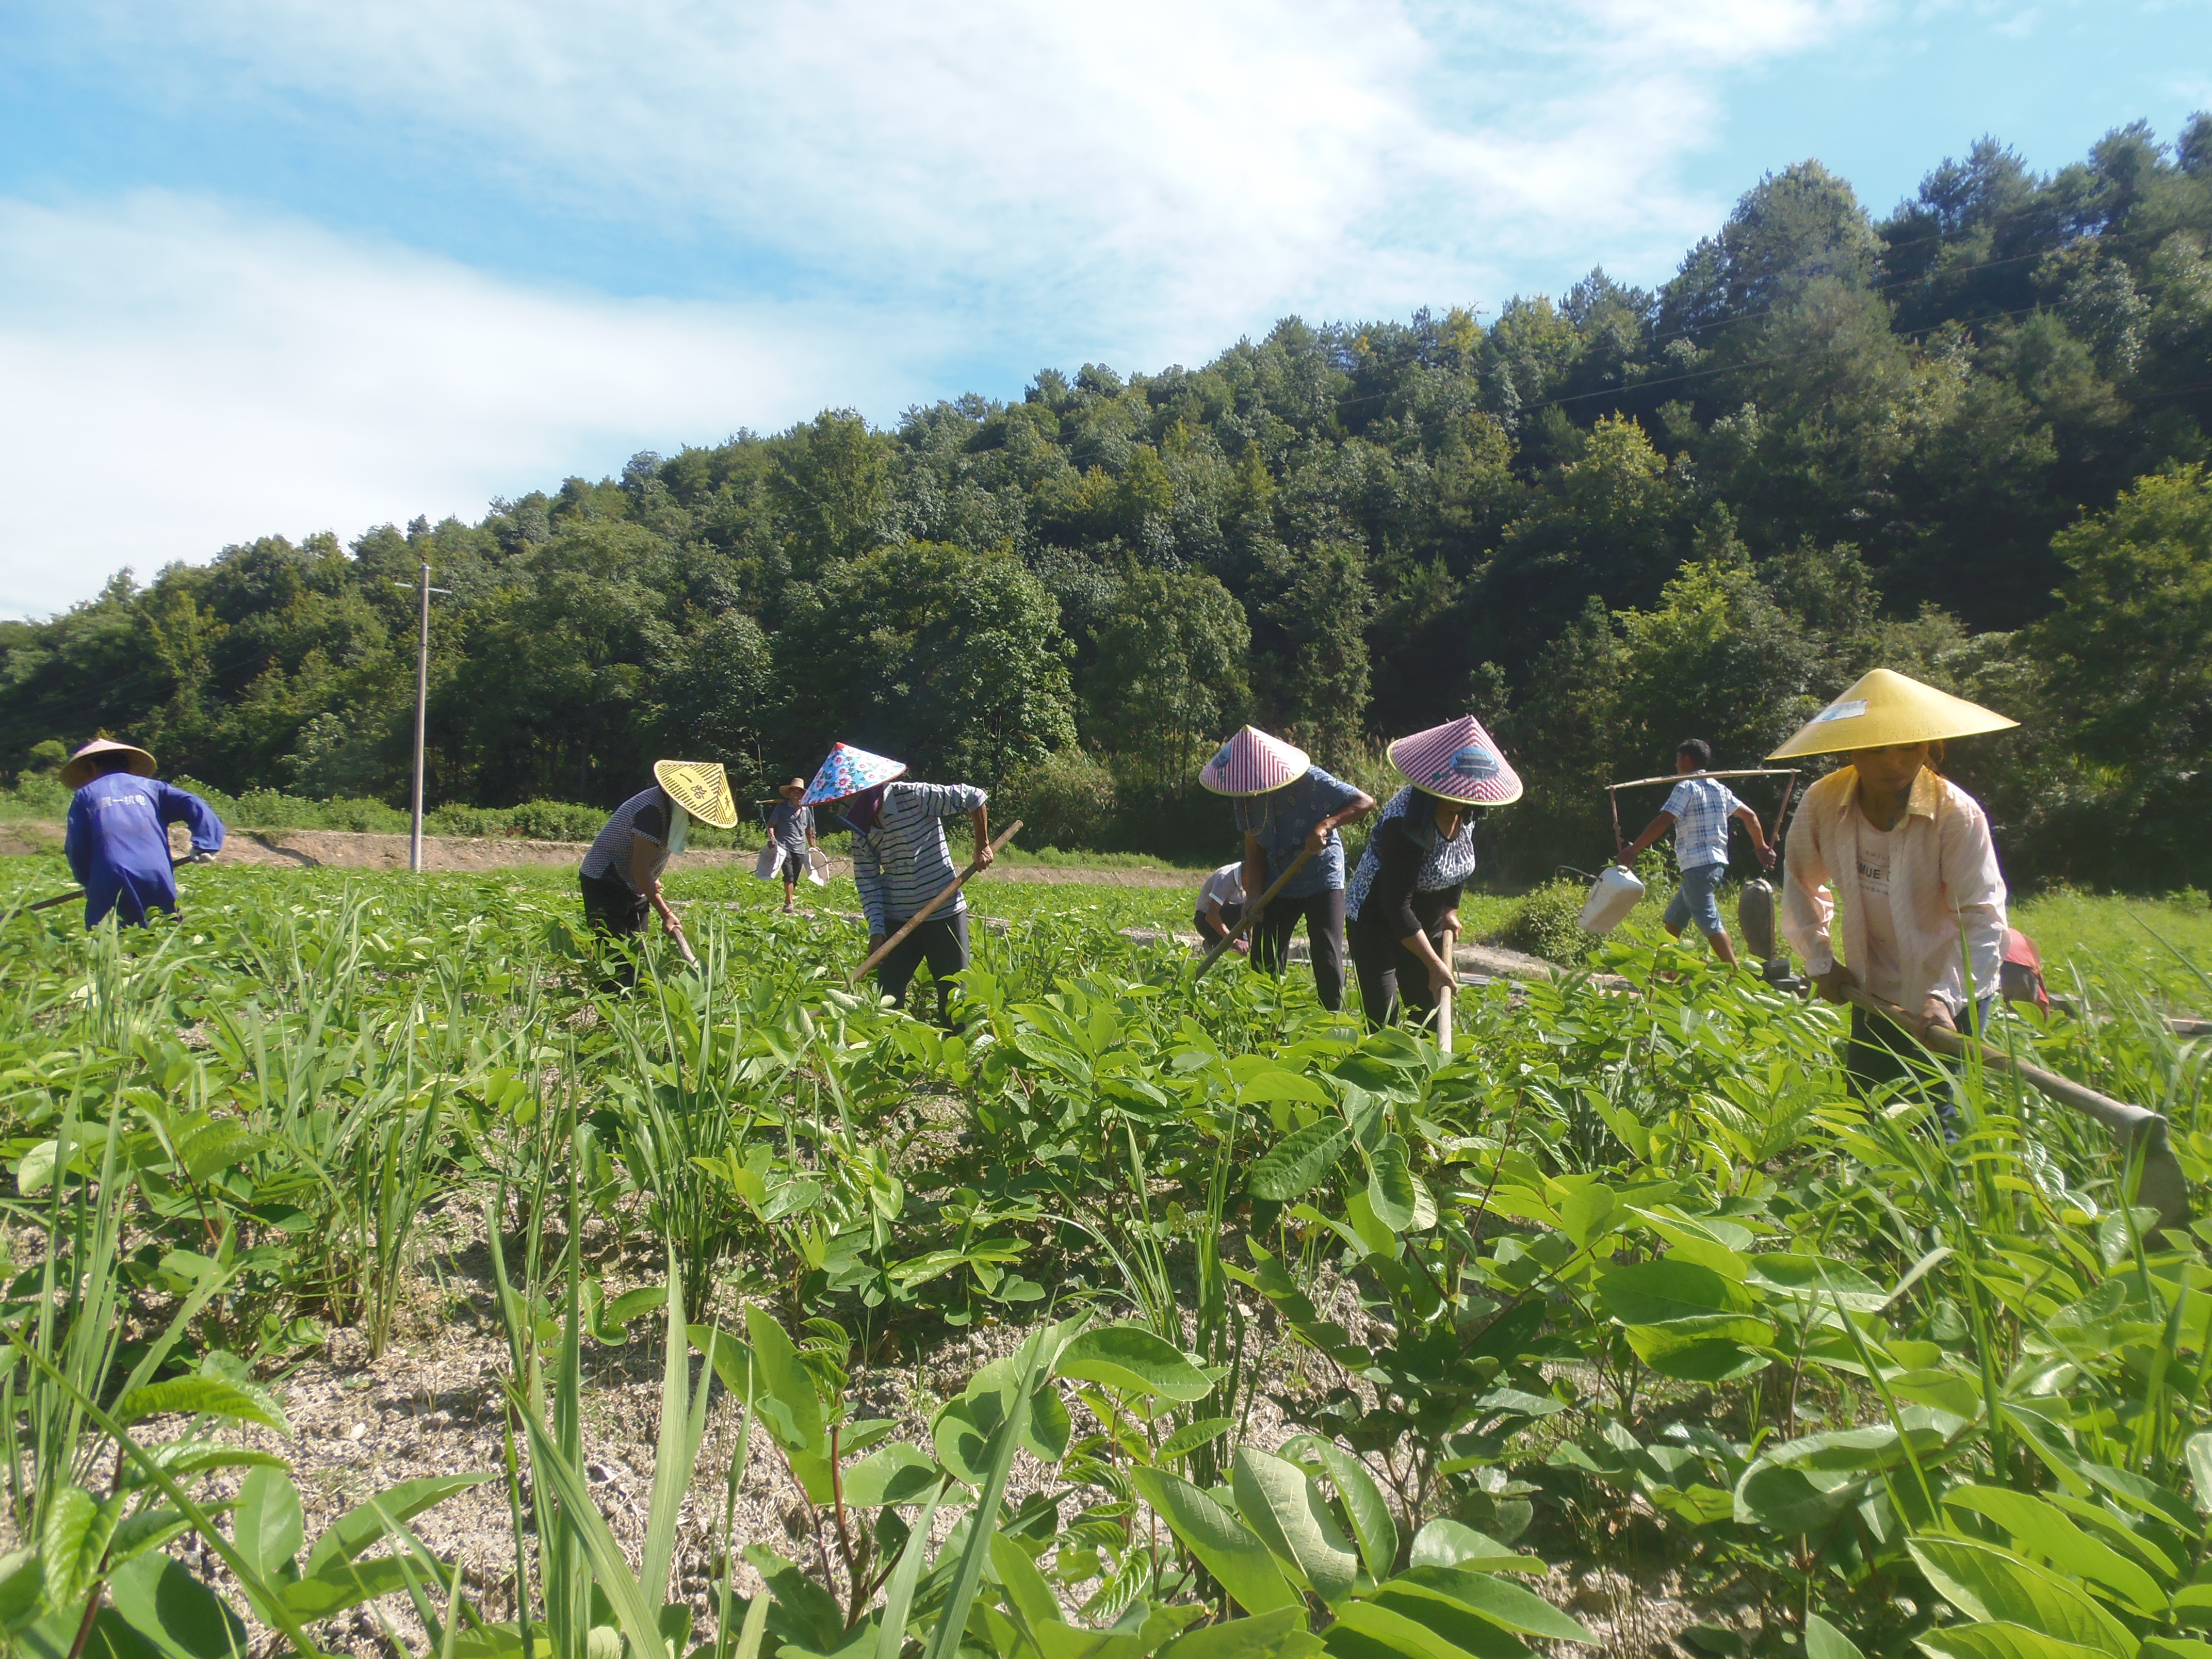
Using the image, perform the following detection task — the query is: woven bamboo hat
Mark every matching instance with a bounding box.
[652,760,739,828]
[801,743,907,806]
[1388,714,1522,806]
[1197,726,1310,796]
[60,739,156,790]
[1768,668,2018,759]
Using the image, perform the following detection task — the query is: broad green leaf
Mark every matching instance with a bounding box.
[1744,1255,1886,1311]
[1732,1462,1865,1535]
[1915,1624,2110,1659]
[1158,1606,1325,1659]
[1250,1120,1352,1201]
[1056,1326,1212,1402]
[1623,1318,1773,1383]
[1596,1260,1754,1326]
[843,1445,940,1508]
[1557,1184,1619,1249]
[1908,1539,2135,1659]
[1233,1446,1359,1603]
[746,1306,825,1453]
[41,1486,119,1613]
[1331,1598,1513,1659]
[113,1376,289,1434]
[1386,1566,1596,1643]
[1240,1071,1333,1107]
[1128,1468,1298,1615]
[1308,1442,1399,1581]
[279,1554,427,1619]
[1407,1520,1539,1574]
[1154,1418,1233,1465]
[919,1328,1049,1659]
[304,1473,498,1573]
[1806,1617,1863,1659]
[2186,1432,2212,1514]
[234,1467,304,1586]
[1942,1486,2167,1611]
[105,1552,249,1659]
[991,1531,1065,1635]
[1365,1135,1418,1233]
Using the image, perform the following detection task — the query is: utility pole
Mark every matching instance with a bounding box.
[395,563,452,873]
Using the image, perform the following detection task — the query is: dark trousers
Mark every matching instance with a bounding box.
[1195,902,1245,941]
[878,912,971,1013]
[580,870,649,987]
[1843,1000,1990,1104]
[1350,921,1441,1031]
[1251,889,1347,1012]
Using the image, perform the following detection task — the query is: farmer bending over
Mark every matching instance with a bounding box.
[805,743,991,1026]
[1772,669,2014,1099]
[1615,738,1774,968]
[61,739,224,928]
[578,761,737,982]
[1199,726,1375,1014]
[1194,859,1248,954]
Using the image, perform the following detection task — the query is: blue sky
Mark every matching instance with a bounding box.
[2,0,2207,616]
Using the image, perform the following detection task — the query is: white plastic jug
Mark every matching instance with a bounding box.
[1579,865,1645,934]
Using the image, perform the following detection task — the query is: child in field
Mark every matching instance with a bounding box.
[1615,738,1775,968]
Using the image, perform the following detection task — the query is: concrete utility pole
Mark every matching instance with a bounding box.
[395,564,452,873]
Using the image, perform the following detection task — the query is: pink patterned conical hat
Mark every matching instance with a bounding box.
[801,742,907,805]
[1197,726,1311,797]
[1387,715,1521,806]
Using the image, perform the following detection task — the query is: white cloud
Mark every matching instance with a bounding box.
[0,194,897,617]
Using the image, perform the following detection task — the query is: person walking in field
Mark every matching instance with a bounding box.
[1346,715,1520,1031]
[803,742,993,1024]
[60,738,225,929]
[1199,726,1375,1014]
[1614,738,1776,968]
[1193,860,1248,954]
[578,761,738,980]
[1770,669,2016,1098]
[766,776,818,914]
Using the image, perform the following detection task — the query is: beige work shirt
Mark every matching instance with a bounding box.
[1780,766,2008,1012]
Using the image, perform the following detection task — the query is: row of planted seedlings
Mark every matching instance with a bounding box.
[1,866,2210,1659]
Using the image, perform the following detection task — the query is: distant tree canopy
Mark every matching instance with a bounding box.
[5,122,2211,883]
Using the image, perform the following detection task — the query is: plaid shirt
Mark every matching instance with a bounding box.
[1662,777,1746,871]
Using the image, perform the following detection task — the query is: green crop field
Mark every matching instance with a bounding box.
[3,853,2210,1659]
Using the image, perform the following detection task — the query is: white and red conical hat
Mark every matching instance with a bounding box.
[1387,715,1522,806]
[1197,726,1311,797]
[801,742,907,805]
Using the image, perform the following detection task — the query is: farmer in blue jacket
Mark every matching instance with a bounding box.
[60,739,224,928]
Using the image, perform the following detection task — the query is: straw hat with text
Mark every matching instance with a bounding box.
[652,760,740,828]
[1767,668,2018,760]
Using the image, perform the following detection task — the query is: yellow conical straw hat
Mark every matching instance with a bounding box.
[652,760,739,828]
[1767,668,2018,760]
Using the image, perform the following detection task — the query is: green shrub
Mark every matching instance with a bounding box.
[997,747,1118,851]
[1497,877,1592,966]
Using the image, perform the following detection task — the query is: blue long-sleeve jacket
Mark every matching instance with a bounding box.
[64,774,225,928]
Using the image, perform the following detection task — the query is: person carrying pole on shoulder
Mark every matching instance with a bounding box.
[1769,669,2016,1100]
[766,777,818,914]
[578,761,738,983]
[1198,725,1375,1013]
[1615,738,1776,968]
[1345,715,1520,1030]
[60,739,225,929]
[802,743,992,1025]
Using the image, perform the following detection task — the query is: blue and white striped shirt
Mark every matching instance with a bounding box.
[848,781,986,932]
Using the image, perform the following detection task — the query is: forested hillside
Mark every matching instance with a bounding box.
[7,122,2211,885]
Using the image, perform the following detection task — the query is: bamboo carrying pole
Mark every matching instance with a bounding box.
[1195,848,1315,979]
[1845,983,2190,1230]
[849,821,1023,986]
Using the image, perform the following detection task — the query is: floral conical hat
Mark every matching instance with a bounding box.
[801,743,907,805]
[1388,715,1522,806]
[1767,668,2017,759]
[1197,726,1311,796]
[653,760,739,828]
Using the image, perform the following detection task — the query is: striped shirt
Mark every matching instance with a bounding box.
[580,788,670,891]
[848,781,986,933]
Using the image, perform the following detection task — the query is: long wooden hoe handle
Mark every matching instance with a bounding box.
[1195,848,1314,980]
[1844,983,2189,1229]
[1437,926,1459,1055]
[651,890,702,970]
[849,820,1023,986]
[22,856,192,915]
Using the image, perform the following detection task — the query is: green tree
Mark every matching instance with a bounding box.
[1085,569,1251,783]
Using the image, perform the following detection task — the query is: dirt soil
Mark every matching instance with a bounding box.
[0,820,1193,887]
